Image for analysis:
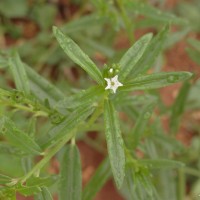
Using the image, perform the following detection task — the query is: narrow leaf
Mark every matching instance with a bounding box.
[122,72,193,92]
[127,102,156,149]
[170,82,191,134]
[127,2,187,25]
[59,144,82,200]
[25,64,64,106]
[53,26,103,85]
[0,117,42,155]
[35,187,53,200]
[130,26,169,77]
[9,51,30,94]
[26,176,57,187]
[186,48,200,65]
[0,174,12,184]
[55,86,104,110]
[139,159,185,169]
[83,157,111,200]
[188,38,200,52]
[18,176,57,196]
[119,33,152,81]
[62,14,106,34]
[104,99,125,188]
[38,105,94,149]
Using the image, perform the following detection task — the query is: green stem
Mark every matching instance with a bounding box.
[20,101,104,183]
[0,100,48,117]
[85,100,104,129]
[178,168,185,200]
[20,130,76,183]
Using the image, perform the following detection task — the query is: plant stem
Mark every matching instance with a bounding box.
[20,130,76,183]
[0,101,48,117]
[20,102,103,183]
[178,168,185,200]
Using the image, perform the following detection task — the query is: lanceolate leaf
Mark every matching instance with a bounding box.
[139,159,185,169]
[121,72,193,92]
[0,117,42,155]
[55,86,104,110]
[53,26,103,85]
[62,14,106,34]
[119,33,152,81]
[9,51,30,94]
[39,105,95,149]
[0,174,12,184]
[104,99,125,188]
[130,26,169,77]
[170,81,191,134]
[127,2,187,25]
[25,64,64,106]
[59,144,82,200]
[35,187,53,200]
[127,102,156,149]
[83,157,111,200]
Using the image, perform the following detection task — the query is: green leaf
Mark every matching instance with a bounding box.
[0,0,28,18]
[127,2,187,25]
[0,153,23,177]
[104,99,125,188]
[130,26,169,77]
[114,93,157,107]
[55,86,104,110]
[35,187,53,200]
[121,72,193,92]
[9,51,30,95]
[53,26,104,85]
[119,33,152,81]
[18,176,57,196]
[39,105,95,149]
[165,28,190,49]
[188,38,200,52]
[17,185,41,196]
[186,48,200,65]
[186,39,200,64]
[121,167,135,200]
[0,54,8,68]
[31,4,57,30]
[25,64,64,106]
[0,174,12,184]
[59,144,82,200]
[0,117,42,155]
[62,14,106,34]
[136,173,154,197]
[0,189,16,200]
[26,176,57,187]
[127,102,156,149]
[139,159,185,169]
[170,82,191,134]
[83,157,111,200]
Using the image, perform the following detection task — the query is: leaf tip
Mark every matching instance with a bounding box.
[52,26,58,35]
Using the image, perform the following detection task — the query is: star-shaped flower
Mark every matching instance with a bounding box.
[104,75,123,93]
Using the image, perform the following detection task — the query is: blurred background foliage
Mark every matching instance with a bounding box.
[0,0,200,199]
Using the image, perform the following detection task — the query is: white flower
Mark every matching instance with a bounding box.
[104,75,123,93]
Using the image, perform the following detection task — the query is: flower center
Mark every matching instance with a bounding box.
[111,81,115,86]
